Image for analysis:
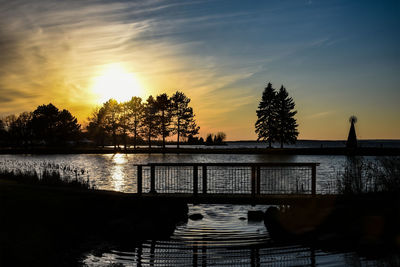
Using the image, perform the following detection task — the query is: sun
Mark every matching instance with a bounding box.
[91,64,143,103]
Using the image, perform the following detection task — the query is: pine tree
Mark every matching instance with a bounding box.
[102,99,121,149]
[275,85,298,148]
[255,83,278,148]
[156,93,172,149]
[125,96,144,149]
[142,95,159,148]
[170,91,199,148]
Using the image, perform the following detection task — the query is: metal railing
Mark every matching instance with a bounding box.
[135,163,318,196]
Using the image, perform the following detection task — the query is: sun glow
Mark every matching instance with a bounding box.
[91,64,143,103]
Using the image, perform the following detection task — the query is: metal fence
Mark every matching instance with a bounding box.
[136,163,318,196]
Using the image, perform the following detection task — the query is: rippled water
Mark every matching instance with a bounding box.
[82,203,397,266]
[0,153,393,266]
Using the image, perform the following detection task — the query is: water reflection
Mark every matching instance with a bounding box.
[110,153,128,192]
[84,240,396,266]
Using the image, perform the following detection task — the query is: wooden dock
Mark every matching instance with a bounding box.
[129,193,337,205]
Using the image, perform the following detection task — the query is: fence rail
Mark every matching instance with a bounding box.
[135,163,318,196]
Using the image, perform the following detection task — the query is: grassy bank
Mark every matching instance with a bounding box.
[0,177,188,266]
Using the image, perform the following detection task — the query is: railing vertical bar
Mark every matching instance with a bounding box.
[251,166,256,197]
[150,165,156,193]
[202,165,207,194]
[256,166,261,195]
[193,165,198,196]
[137,165,142,195]
[312,164,316,196]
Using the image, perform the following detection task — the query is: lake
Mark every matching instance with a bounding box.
[0,153,397,266]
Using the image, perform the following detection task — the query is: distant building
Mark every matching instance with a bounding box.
[346,116,358,148]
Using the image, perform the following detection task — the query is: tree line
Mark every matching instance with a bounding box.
[86,91,200,149]
[0,103,80,147]
[0,91,200,149]
[0,82,298,149]
[255,83,299,148]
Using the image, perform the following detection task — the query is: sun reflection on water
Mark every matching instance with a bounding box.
[111,153,128,192]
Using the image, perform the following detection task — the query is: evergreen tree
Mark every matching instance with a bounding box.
[275,85,298,148]
[119,102,130,150]
[156,93,172,149]
[255,83,278,148]
[170,91,199,148]
[142,95,159,148]
[205,134,213,145]
[102,99,121,149]
[125,96,144,149]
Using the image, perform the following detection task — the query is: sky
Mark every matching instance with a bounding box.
[0,0,399,140]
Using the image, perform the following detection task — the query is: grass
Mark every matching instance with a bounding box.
[0,168,93,190]
[337,156,400,194]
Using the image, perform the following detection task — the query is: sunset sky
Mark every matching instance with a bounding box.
[0,0,398,140]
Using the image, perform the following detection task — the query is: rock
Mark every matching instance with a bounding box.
[189,213,203,221]
[248,210,265,221]
[239,217,246,220]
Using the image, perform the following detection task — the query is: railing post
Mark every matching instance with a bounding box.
[251,166,256,197]
[137,165,142,195]
[150,165,156,193]
[202,165,207,194]
[256,166,261,195]
[193,165,198,196]
[311,164,316,196]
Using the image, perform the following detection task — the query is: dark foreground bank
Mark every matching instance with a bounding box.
[264,194,400,256]
[0,178,188,266]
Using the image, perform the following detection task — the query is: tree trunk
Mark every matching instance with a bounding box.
[162,111,166,149]
[123,131,127,150]
[148,128,151,149]
[133,131,137,149]
[177,119,180,149]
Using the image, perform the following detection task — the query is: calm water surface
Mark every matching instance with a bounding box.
[1,153,395,266]
[0,153,345,193]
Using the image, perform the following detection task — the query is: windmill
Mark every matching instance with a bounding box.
[346,115,358,148]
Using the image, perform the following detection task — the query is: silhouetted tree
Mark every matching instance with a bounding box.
[0,119,6,146]
[255,83,278,148]
[214,132,226,144]
[9,112,33,147]
[346,116,358,148]
[156,93,172,149]
[86,107,107,147]
[125,96,144,149]
[102,99,121,149]
[170,91,199,148]
[4,115,18,146]
[119,102,131,150]
[30,103,80,145]
[142,95,158,148]
[57,109,81,142]
[205,134,213,145]
[275,86,298,148]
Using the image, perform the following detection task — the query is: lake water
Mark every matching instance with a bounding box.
[0,153,396,266]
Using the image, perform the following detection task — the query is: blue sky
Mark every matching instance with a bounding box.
[0,0,398,139]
